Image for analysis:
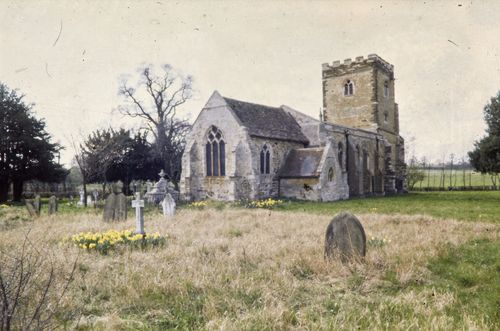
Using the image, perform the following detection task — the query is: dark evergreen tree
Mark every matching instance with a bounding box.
[0,83,67,202]
[469,91,500,187]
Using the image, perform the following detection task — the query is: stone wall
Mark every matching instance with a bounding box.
[280,178,320,201]
[249,137,304,199]
[180,92,252,201]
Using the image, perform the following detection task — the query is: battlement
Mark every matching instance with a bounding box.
[322,54,394,77]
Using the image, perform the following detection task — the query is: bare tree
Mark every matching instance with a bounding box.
[118,64,193,184]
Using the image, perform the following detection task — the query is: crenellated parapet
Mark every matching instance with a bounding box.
[322,54,394,79]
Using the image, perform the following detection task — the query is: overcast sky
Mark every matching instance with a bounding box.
[1,0,500,166]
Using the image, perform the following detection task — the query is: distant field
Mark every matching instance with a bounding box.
[277,191,500,224]
[412,169,497,189]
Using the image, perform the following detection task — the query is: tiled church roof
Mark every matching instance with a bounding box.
[223,97,309,144]
[279,147,324,178]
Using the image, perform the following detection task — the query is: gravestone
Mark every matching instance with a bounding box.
[161,193,176,218]
[33,195,41,215]
[132,192,145,235]
[103,181,128,221]
[87,195,94,207]
[92,190,99,203]
[78,189,85,206]
[25,200,39,217]
[48,195,58,215]
[324,212,366,262]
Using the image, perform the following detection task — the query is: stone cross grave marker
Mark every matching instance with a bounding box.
[132,192,145,235]
[161,193,176,218]
[48,195,58,215]
[324,212,366,262]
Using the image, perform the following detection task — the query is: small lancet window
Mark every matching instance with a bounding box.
[384,81,389,98]
[260,144,271,174]
[344,80,354,96]
[328,167,334,182]
[338,142,344,169]
[384,112,389,123]
[206,126,226,176]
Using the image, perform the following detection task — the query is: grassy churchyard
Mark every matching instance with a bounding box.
[0,191,498,330]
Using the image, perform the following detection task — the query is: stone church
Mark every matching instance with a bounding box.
[180,54,406,201]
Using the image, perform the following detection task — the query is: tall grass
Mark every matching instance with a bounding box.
[0,207,497,329]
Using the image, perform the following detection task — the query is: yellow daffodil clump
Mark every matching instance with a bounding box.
[366,233,391,248]
[66,229,166,255]
[247,198,284,209]
[188,201,208,209]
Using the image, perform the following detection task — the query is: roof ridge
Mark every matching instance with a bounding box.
[223,96,282,110]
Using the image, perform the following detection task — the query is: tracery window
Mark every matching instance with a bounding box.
[260,144,271,174]
[344,80,354,96]
[328,167,334,182]
[205,126,225,176]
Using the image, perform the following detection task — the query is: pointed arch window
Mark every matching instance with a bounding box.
[328,167,334,182]
[206,126,226,176]
[260,144,271,174]
[344,80,354,96]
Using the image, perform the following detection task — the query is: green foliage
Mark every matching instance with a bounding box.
[406,160,426,190]
[0,82,67,202]
[77,128,158,190]
[469,91,500,176]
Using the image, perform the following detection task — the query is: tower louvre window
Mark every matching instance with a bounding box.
[206,126,226,176]
[384,81,389,98]
[344,80,354,96]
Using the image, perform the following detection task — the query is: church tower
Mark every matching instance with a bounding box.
[322,54,405,192]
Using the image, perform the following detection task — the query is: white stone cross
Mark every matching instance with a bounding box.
[131,192,145,235]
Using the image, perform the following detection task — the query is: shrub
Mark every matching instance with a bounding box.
[0,234,77,330]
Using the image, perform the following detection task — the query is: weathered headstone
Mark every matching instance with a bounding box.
[103,181,128,221]
[33,195,41,215]
[161,193,176,218]
[132,192,145,235]
[324,212,366,262]
[92,190,99,202]
[78,189,85,206]
[48,195,58,215]
[25,200,39,217]
[87,195,94,207]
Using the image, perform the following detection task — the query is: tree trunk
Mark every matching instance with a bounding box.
[83,179,88,208]
[12,179,24,202]
[0,179,9,203]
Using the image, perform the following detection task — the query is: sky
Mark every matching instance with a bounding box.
[1,0,500,166]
